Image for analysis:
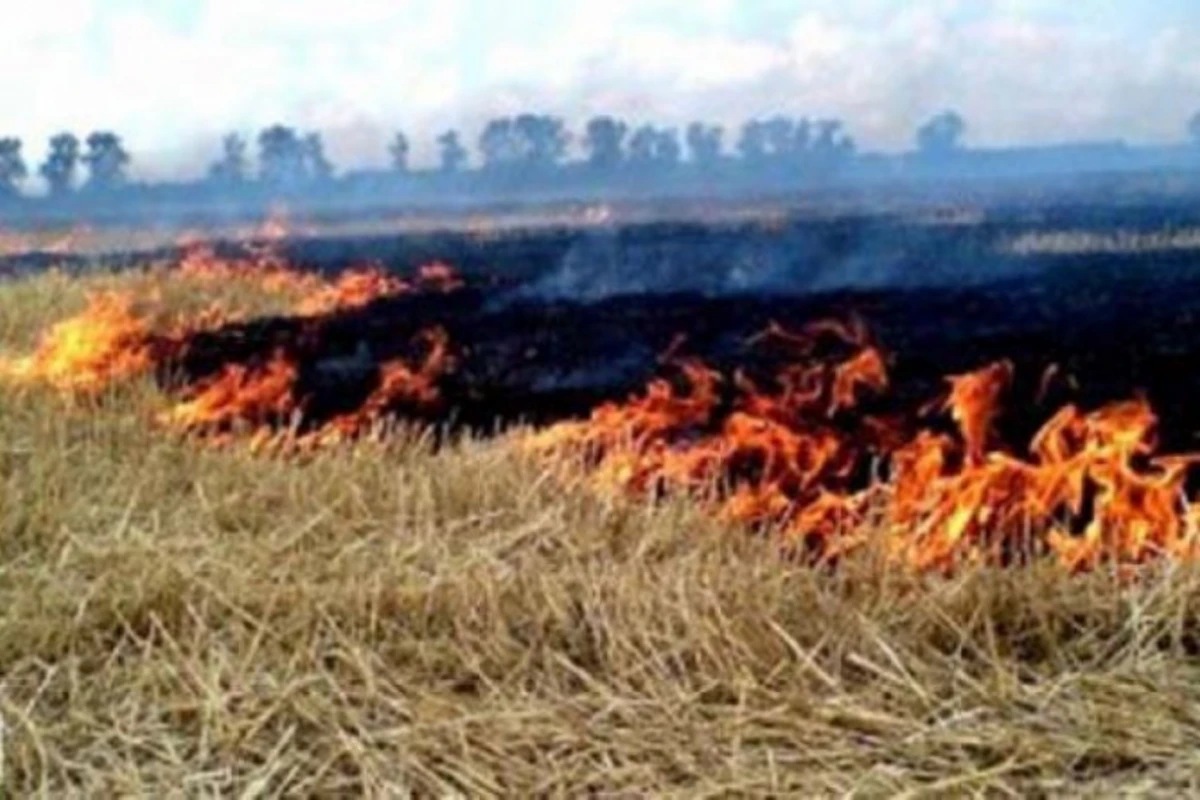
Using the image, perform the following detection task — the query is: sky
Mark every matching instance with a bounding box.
[3,0,1199,179]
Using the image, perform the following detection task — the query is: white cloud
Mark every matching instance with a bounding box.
[0,0,1195,180]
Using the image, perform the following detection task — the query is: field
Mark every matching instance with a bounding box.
[5,209,1200,795]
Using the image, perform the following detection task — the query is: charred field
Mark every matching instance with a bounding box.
[5,203,1200,795]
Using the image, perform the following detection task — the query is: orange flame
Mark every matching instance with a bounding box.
[156,350,300,435]
[2,242,463,452]
[175,244,323,298]
[415,262,465,293]
[526,322,1200,573]
[299,328,455,449]
[293,266,412,316]
[0,292,156,394]
[153,327,453,452]
[945,360,1013,465]
[174,242,459,317]
[8,253,1197,574]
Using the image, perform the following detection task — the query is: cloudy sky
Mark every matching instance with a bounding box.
[4,0,1199,178]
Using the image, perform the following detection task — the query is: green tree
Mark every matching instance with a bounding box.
[82,131,132,191]
[39,133,80,197]
[208,133,248,185]
[0,137,28,198]
[437,130,468,173]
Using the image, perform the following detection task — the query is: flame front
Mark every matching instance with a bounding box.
[2,242,463,450]
[0,292,155,394]
[6,243,1199,574]
[526,324,1200,573]
[299,328,455,449]
[157,350,300,434]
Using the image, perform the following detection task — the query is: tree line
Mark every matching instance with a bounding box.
[211,115,863,186]
[0,132,131,199]
[1,109,1197,201]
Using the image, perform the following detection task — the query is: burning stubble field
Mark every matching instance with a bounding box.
[5,214,1200,795]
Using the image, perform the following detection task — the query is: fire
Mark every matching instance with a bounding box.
[525,322,884,533]
[175,244,323,298]
[2,242,464,450]
[238,204,311,243]
[7,245,1199,574]
[944,360,1013,465]
[155,328,454,451]
[872,395,1197,572]
[293,266,411,316]
[526,322,1200,573]
[830,347,888,416]
[298,328,455,449]
[0,292,156,394]
[156,350,300,435]
[175,243,438,316]
[415,262,465,293]
[257,210,291,243]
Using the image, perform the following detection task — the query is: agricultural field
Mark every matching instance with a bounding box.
[4,207,1200,795]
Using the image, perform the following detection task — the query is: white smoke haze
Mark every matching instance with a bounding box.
[2,0,1197,181]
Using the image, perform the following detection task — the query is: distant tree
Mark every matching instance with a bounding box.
[1189,112,1200,146]
[514,114,569,169]
[0,138,27,198]
[762,116,798,159]
[812,119,856,166]
[437,130,468,173]
[39,133,80,197]
[628,126,656,165]
[584,116,628,170]
[628,126,681,168]
[82,131,131,192]
[302,132,333,182]
[737,117,811,165]
[479,114,570,172]
[479,118,518,169]
[737,120,769,164]
[388,132,411,172]
[208,133,248,185]
[656,128,682,166]
[258,125,307,187]
[628,127,652,163]
[256,126,332,186]
[916,111,967,156]
[686,122,723,167]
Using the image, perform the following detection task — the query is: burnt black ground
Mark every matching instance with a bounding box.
[7,204,1200,454]
[172,246,1200,459]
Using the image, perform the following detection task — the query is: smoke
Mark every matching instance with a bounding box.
[503,219,1044,305]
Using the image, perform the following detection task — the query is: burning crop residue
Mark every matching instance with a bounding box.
[524,320,1200,573]
[0,291,158,394]
[174,243,325,298]
[5,236,1200,574]
[155,327,453,452]
[0,240,462,450]
[294,262,462,317]
[173,242,462,318]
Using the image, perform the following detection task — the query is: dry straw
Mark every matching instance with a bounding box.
[4,266,1200,796]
